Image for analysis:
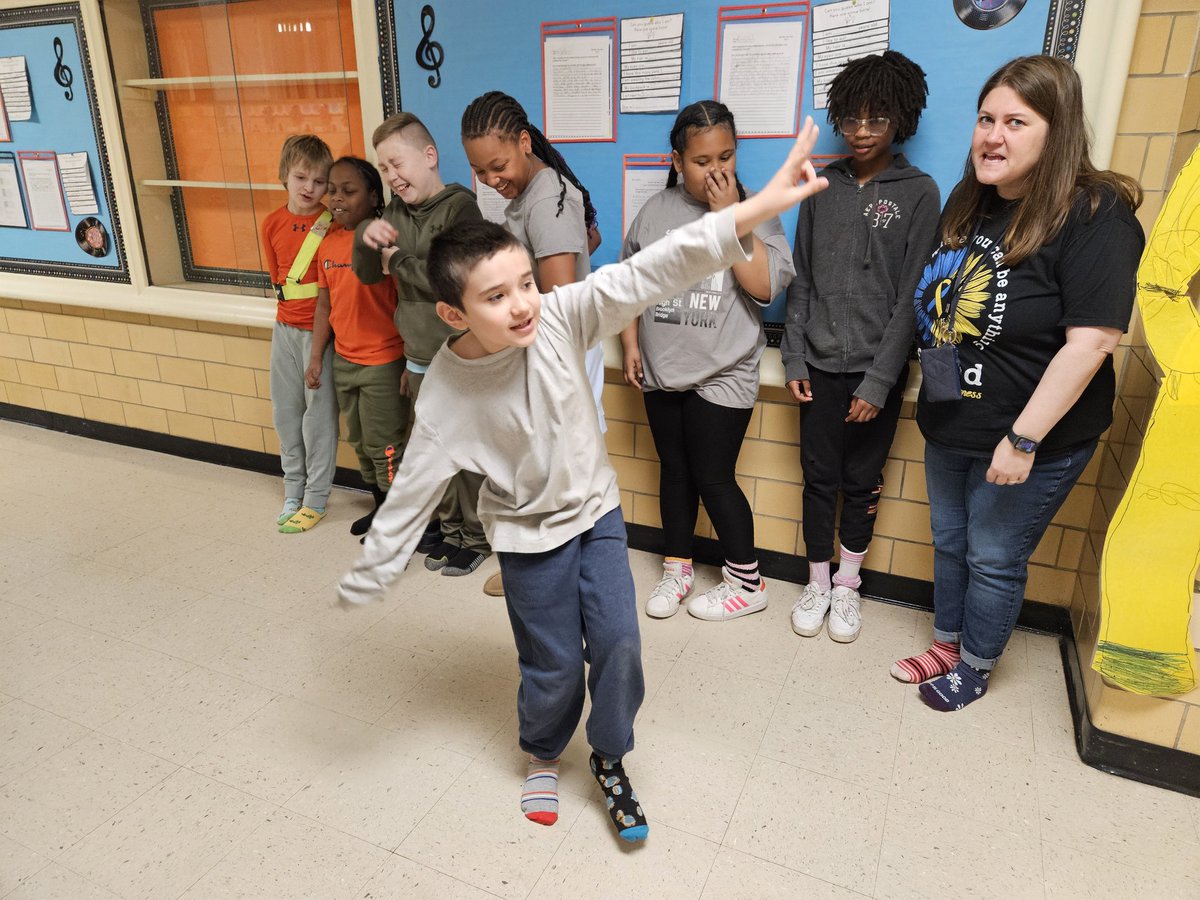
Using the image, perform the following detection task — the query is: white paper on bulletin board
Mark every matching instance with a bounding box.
[472,175,509,224]
[620,13,683,114]
[622,164,669,238]
[717,21,805,137]
[543,33,614,141]
[0,56,31,121]
[811,0,890,109]
[0,155,26,227]
[19,153,69,231]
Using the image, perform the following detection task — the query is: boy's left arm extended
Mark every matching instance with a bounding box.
[855,180,941,407]
[337,419,462,607]
[555,208,752,349]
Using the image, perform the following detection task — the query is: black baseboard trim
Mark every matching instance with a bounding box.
[1061,634,1200,798]
[623,522,1071,637]
[0,402,370,492]
[4,405,1194,792]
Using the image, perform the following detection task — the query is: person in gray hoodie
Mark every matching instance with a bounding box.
[781,50,940,643]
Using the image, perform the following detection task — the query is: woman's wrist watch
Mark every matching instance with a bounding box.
[1007,429,1039,453]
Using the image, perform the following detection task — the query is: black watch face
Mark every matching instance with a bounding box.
[954,0,1028,30]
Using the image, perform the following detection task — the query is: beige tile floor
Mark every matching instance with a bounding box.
[0,419,1198,899]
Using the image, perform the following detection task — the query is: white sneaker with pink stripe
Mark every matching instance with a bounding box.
[686,568,768,621]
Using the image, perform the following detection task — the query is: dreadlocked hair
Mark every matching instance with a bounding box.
[332,156,385,217]
[665,100,746,201]
[461,91,598,230]
[827,50,929,143]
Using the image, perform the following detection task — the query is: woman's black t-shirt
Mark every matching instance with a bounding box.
[914,188,1144,458]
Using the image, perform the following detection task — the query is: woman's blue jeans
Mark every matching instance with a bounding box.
[925,440,1095,670]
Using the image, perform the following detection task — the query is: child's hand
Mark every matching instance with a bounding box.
[305,361,322,389]
[734,118,828,238]
[362,218,398,251]
[400,368,410,397]
[845,397,879,422]
[381,246,398,272]
[587,222,603,255]
[787,379,813,403]
[622,345,644,388]
[705,168,740,212]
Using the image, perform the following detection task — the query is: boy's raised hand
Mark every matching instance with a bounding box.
[734,118,827,238]
[362,218,399,251]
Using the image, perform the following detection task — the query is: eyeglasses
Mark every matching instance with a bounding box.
[839,116,891,137]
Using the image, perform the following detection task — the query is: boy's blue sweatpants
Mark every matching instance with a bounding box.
[497,506,645,761]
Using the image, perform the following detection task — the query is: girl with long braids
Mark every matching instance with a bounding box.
[305,156,408,538]
[619,100,795,622]
[461,90,608,598]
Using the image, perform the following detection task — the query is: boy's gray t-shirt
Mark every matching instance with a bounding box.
[505,166,589,284]
[622,184,794,408]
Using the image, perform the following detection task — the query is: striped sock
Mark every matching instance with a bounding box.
[664,556,694,581]
[891,640,961,683]
[808,560,832,592]
[521,756,560,826]
[725,559,761,592]
[833,545,866,589]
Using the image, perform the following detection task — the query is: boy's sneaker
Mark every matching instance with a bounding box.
[645,570,693,618]
[416,520,443,554]
[828,584,863,642]
[686,568,767,621]
[790,582,832,636]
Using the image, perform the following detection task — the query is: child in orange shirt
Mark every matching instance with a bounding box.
[261,134,339,533]
[306,158,408,538]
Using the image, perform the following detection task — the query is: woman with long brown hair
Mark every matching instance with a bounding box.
[891,55,1144,709]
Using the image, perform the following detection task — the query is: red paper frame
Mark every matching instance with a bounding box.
[17,150,70,232]
[621,153,672,237]
[0,90,10,143]
[714,3,810,140]
[541,17,619,144]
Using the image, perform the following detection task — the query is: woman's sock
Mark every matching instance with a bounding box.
[891,640,961,683]
[589,752,648,843]
[918,660,990,711]
[725,559,761,592]
[808,560,832,592]
[521,756,560,826]
[833,545,866,589]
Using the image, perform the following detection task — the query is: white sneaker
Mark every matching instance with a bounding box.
[828,584,863,642]
[645,570,692,618]
[790,582,831,636]
[686,568,767,621]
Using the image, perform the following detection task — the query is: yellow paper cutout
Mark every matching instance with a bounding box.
[1094,146,1200,696]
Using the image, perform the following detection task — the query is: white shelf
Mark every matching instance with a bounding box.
[124,71,357,89]
[141,179,284,191]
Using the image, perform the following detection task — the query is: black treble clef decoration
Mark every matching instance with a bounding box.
[53,37,74,101]
[414,5,444,89]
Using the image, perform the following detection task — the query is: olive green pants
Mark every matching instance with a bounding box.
[408,366,490,553]
[332,355,410,491]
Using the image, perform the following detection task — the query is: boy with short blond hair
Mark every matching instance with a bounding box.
[352,113,489,575]
[262,134,339,533]
[338,120,828,843]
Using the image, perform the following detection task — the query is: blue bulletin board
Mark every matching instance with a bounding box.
[0,3,127,282]
[387,0,1083,336]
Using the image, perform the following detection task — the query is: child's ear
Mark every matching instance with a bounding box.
[671,150,683,173]
[425,143,439,169]
[519,129,533,156]
[436,300,469,331]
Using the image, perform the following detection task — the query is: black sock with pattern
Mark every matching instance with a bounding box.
[589,752,648,843]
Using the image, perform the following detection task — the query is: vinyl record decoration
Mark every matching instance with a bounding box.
[75,216,108,257]
[954,0,1028,30]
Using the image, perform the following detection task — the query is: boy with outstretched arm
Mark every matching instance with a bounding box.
[337,119,828,844]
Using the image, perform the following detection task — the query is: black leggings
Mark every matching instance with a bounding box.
[642,389,756,564]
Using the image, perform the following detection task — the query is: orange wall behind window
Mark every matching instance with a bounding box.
[152,0,363,275]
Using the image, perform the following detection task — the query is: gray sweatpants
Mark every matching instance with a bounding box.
[270,321,339,509]
[408,366,489,553]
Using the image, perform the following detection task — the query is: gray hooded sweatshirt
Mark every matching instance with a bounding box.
[780,153,940,408]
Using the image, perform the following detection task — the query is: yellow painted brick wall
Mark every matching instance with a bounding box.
[0,298,364,473]
[1074,1,1200,754]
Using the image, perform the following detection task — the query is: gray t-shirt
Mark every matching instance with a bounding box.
[338,209,753,606]
[622,184,794,408]
[505,166,590,285]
